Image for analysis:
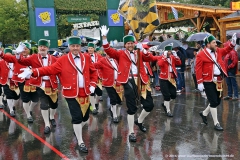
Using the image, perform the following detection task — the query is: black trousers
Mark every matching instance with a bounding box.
[123,79,154,115]
[192,74,198,89]
[18,82,39,103]
[2,84,19,100]
[203,82,221,108]
[36,87,58,110]
[160,79,177,101]
[90,86,102,96]
[105,87,121,105]
[65,98,90,124]
[0,84,2,95]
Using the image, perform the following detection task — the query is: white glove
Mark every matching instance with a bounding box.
[136,42,143,51]
[99,25,109,36]
[18,68,32,79]
[172,50,178,57]
[231,33,237,45]
[198,83,204,92]
[89,86,95,93]
[16,42,26,54]
[163,51,168,57]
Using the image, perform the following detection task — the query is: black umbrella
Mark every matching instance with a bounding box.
[63,48,70,53]
[157,39,182,50]
[147,41,161,46]
[186,47,198,59]
[186,32,211,42]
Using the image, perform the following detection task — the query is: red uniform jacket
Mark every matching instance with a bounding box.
[94,57,119,87]
[0,59,10,85]
[32,53,98,98]
[88,52,103,79]
[157,55,181,80]
[0,54,29,83]
[103,43,155,84]
[196,43,234,84]
[143,62,153,76]
[18,53,58,89]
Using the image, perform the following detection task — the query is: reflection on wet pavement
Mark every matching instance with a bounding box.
[0,71,240,160]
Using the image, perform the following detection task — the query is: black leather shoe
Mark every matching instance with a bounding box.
[166,112,173,117]
[92,109,98,115]
[50,119,56,127]
[113,117,119,123]
[79,143,88,153]
[27,117,34,123]
[129,133,137,142]
[214,123,223,131]
[162,103,167,113]
[30,111,33,116]
[10,111,15,117]
[199,111,208,125]
[109,108,113,118]
[134,120,147,132]
[0,105,4,109]
[44,126,51,134]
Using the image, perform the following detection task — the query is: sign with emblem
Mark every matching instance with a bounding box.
[231,1,240,11]
[108,10,123,26]
[35,8,56,26]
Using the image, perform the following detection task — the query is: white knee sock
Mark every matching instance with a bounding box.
[117,104,122,117]
[89,96,96,110]
[7,99,14,112]
[73,123,83,145]
[210,107,219,125]
[30,102,38,112]
[0,96,3,105]
[127,114,134,135]
[164,101,170,112]
[111,105,117,118]
[49,108,56,120]
[23,102,31,118]
[203,104,211,116]
[138,109,150,123]
[41,110,50,127]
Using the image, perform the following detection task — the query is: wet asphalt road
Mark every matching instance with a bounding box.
[0,70,240,160]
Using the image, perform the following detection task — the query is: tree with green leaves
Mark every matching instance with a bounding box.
[0,0,29,45]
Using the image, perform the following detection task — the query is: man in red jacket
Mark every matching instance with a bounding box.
[16,39,58,134]
[0,48,20,116]
[158,43,181,117]
[0,42,38,122]
[196,34,236,131]
[223,41,239,101]
[94,55,122,123]
[18,36,98,153]
[87,42,103,115]
[100,25,155,142]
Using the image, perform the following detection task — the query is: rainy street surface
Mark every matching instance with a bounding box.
[0,70,240,160]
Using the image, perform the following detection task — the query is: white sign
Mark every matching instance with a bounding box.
[44,30,49,37]
[72,27,100,40]
[73,21,99,29]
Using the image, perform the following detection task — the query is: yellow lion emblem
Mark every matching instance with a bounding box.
[110,12,120,24]
[38,11,51,24]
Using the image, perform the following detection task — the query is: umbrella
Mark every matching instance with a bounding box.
[147,41,161,46]
[186,47,198,59]
[63,48,70,53]
[186,32,210,42]
[157,39,183,50]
